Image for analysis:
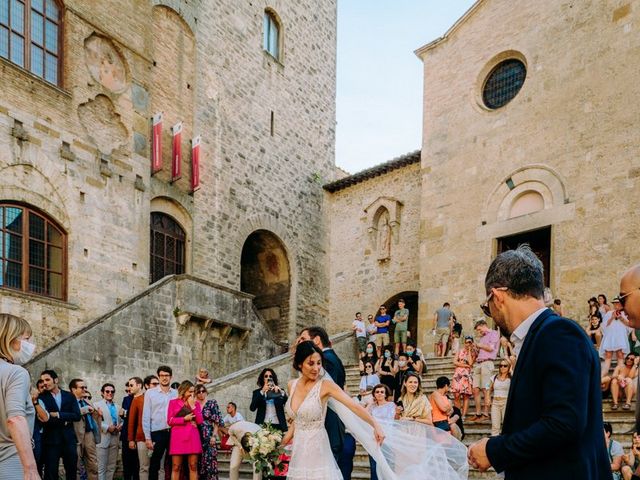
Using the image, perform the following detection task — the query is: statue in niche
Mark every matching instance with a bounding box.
[377,209,391,260]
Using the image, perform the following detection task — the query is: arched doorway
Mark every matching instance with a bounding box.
[240,230,291,343]
[150,212,186,284]
[382,291,419,347]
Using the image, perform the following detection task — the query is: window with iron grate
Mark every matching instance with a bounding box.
[149,212,185,284]
[482,59,526,109]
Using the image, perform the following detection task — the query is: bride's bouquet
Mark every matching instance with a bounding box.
[246,424,285,477]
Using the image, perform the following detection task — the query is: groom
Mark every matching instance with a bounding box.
[297,326,347,471]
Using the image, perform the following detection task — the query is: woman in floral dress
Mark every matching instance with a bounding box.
[195,385,224,480]
[450,335,476,419]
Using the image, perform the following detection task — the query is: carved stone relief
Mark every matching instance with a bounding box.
[84,34,128,94]
[77,95,128,154]
[364,197,403,262]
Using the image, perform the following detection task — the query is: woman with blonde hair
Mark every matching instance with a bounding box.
[0,313,40,479]
[167,380,203,480]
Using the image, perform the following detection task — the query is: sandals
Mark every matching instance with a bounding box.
[612,404,619,410]
[623,403,631,410]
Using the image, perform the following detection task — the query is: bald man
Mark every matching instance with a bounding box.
[621,265,640,480]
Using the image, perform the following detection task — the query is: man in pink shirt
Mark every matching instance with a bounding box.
[469,320,500,422]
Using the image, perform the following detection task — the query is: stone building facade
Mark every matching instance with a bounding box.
[324,152,421,336]
[0,0,337,384]
[326,0,640,351]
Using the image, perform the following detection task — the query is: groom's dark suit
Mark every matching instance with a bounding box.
[322,347,346,462]
[486,309,610,479]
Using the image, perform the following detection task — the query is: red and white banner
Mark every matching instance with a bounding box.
[191,136,201,193]
[171,122,182,182]
[151,113,163,173]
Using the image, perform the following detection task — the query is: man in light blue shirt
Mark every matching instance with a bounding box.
[142,366,177,480]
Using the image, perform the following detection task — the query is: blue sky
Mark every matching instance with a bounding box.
[336,1,476,173]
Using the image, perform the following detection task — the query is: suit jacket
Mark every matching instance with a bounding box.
[94,399,121,448]
[322,347,346,456]
[249,388,288,431]
[73,398,102,445]
[39,389,81,445]
[486,309,610,480]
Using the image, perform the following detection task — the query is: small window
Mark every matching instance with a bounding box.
[482,59,526,110]
[263,10,280,60]
[0,202,66,299]
[0,0,61,85]
[150,212,186,284]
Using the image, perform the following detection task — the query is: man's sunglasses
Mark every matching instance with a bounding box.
[480,287,509,317]
[619,288,640,308]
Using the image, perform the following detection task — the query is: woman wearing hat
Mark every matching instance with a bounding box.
[600,297,631,379]
[450,335,477,419]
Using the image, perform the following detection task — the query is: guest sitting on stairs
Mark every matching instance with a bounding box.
[610,354,638,411]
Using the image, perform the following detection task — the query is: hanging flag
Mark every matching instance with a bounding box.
[151,113,163,173]
[191,136,201,193]
[171,122,183,182]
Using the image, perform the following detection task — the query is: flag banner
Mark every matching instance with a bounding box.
[191,135,201,193]
[171,122,183,182]
[151,113,163,173]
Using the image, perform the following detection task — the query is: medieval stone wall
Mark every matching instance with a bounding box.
[0,0,337,355]
[415,0,640,343]
[326,162,421,334]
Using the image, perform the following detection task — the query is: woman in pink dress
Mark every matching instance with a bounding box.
[167,380,203,480]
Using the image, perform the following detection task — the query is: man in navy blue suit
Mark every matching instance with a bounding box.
[468,245,610,479]
[39,369,81,480]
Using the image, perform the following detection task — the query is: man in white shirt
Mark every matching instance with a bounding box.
[142,366,177,480]
[227,421,262,480]
[222,402,244,426]
[352,312,367,353]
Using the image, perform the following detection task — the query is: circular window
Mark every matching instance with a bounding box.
[482,59,526,109]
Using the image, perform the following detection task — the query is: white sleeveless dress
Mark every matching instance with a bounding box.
[285,378,343,479]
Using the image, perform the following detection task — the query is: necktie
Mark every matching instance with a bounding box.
[108,402,118,427]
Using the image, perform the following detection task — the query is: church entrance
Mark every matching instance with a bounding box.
[241,230,291,343]
[382,291,419,347]
[497,226,551,286]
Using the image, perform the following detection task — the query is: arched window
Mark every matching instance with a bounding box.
[150,212,185,284]
[0,0,62,85]
[263,10,280,60]
[0,202,66,299]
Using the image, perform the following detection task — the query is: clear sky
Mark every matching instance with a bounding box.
[336,1,476,173]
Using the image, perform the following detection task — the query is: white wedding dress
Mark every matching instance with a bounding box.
[285,378,343,479]
[285,375,468,480]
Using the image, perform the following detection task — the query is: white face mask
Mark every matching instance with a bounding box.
[12,340,36,365]
[398,360,406,368]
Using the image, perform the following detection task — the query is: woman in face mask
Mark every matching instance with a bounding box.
[404,341,424,375]
[375,345,395,399]
[358,342,378,376]
[0,313,39,480]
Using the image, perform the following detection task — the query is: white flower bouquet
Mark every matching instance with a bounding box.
[247,424,285,477]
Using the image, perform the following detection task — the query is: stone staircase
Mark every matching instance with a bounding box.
[217,355,635,479]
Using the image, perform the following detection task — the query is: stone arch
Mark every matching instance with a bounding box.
[382,290,419,345]
[150,196,192,277]
[240,230,291,344]
[478,164,574,241]
[0,163,69,230]
[150,1,197,34]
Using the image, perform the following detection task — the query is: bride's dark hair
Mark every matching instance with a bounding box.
[293,341,324,371]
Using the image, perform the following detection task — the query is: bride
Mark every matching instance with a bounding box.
[283,341,468,480]
[282,340,385,479]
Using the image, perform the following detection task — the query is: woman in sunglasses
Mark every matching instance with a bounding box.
[194,385,224,480]
[489,360,512,436]
[450,335,476,419]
